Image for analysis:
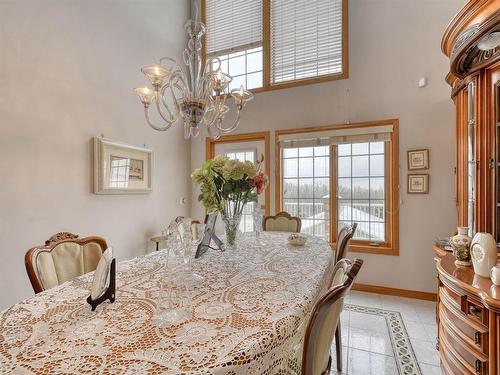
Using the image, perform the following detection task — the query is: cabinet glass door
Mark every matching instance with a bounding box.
[467,81,476,237]
[494,78,500,243]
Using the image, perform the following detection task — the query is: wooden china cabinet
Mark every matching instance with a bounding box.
[438,1,500,374]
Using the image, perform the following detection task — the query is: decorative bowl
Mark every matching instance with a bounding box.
[288,234,306,247]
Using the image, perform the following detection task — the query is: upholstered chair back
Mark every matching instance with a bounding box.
[335,223,358,262]
[25,232,107,294]
[302,258,363,375]
[263,211,301,233]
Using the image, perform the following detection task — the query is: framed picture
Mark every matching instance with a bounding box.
[93,137,153,194]
[407,149,429,170]
[195,213,224,258]
[408,174,429,194]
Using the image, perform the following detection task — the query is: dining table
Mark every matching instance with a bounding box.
[0,232,334,374]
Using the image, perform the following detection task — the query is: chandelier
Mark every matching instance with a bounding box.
[134,20,253,139]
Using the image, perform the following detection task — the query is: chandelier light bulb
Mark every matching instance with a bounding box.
[141,65,170,87]
[231,85,253,106]
[134,87,155,107]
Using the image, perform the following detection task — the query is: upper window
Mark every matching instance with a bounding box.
[205,0,263,91]
[276,120,399,255]
[204,0,347,92]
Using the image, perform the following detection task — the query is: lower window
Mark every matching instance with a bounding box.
[277,120,399,255]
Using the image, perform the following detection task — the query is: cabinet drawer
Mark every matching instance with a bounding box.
[439,285,463,309]
[439,302,488,355]
[439,283,489,325]
[440,344,475,375]
[466,299,486,324]
[439,323,488,374]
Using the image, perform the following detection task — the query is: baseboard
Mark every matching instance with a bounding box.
[352,283,437,301]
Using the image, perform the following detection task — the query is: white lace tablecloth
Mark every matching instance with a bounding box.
[0,232,334,374]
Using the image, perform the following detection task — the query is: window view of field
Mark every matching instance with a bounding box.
[282,142,386,242]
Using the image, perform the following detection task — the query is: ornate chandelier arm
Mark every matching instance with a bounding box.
[215,108,241,134]
[202,91,227,129]
[143,105,175,132]
[156,58,186,122]
[158,85,176,120]
[215,86,253,133]
[154,89,178,124]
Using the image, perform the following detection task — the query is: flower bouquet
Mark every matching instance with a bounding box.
[191,155,268,248]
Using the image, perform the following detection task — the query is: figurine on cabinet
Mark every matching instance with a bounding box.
[451,227,472,267]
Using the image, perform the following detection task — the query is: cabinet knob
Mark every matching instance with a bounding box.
[475,331,481,345]
[469,305,482,317]
[475,359,482,374]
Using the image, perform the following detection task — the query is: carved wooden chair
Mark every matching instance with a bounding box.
[302,258,363,374]
[335,222,358,262]
[329,222,358,370]
[25,232,108,294]
[263,211,302,233]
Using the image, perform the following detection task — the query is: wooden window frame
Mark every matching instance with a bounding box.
[201,0,349,94]
[275,119,399,256]
[206,131,271,217]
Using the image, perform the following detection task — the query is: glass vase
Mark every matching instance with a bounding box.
[253,206,264,241]
[222,212,242,250]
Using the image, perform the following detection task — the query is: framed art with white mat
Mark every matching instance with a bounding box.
[407,174,429,194]
[93,137,153,194]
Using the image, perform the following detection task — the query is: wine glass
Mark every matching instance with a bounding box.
[181,219,205,284]
[154,243,191,325]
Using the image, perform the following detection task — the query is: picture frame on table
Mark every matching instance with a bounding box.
[407,149,429,170]
[407,174,429,194]
[93,137,153,194]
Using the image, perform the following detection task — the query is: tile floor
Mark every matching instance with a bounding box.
[331,290,442,375]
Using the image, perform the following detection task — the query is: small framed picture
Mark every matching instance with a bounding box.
[407,149,429,170]
[408,174,429,194]
[93,137,153,194]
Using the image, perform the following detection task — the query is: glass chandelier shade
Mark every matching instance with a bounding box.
[134,20,253,139]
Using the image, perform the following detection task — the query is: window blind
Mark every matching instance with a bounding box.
[206,0,263,57]
[271,0,343,83]
[279,125,393,148]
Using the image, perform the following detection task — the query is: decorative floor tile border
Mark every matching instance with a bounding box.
[345,304,422,375]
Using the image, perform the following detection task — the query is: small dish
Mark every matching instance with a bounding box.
[288,234,306,247]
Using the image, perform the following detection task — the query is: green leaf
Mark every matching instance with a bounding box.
[203,159,213,170]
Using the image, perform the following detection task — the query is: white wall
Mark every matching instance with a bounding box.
[0,0,190,309]
[191,0,466,293]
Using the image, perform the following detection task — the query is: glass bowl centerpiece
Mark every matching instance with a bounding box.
[192,155,268,249]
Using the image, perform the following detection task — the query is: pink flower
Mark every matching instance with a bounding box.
[250,172,269,194]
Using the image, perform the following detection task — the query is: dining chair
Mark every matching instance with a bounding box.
[334,222,358,262]
[330,222,358,371]
[263,211,301,232]
[302,258,363,375]
[25,232,108,294]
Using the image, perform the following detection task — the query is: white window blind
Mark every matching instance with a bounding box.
[206,0,263,57]
[279,125,393,148]
[271,0,344,83]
